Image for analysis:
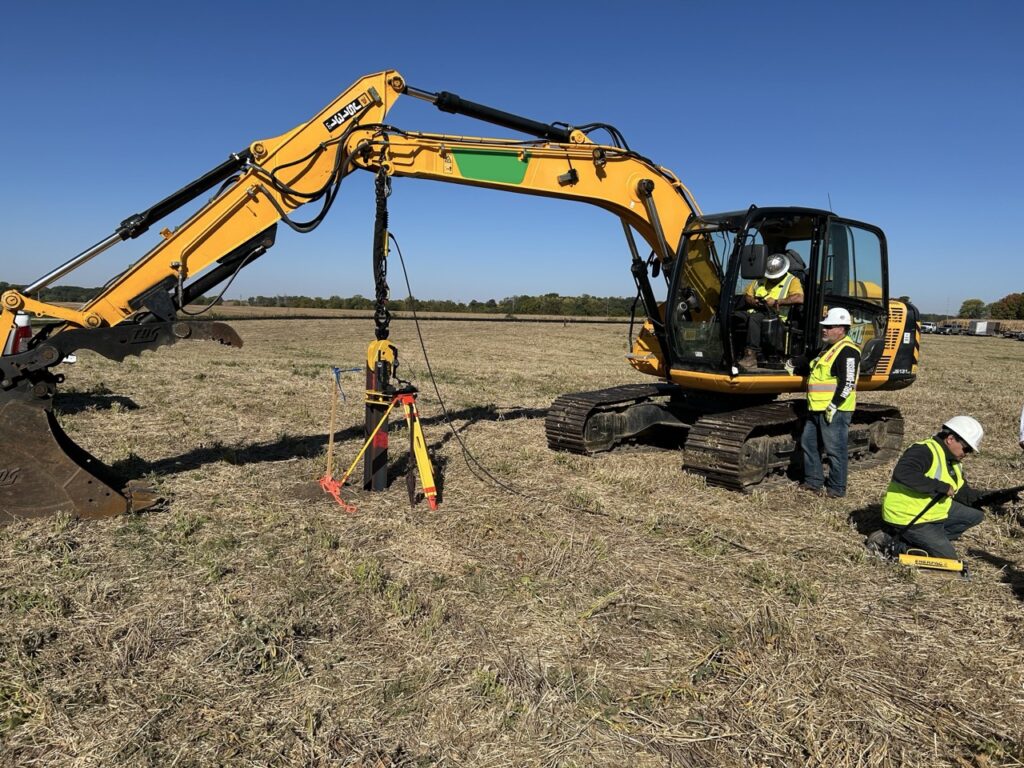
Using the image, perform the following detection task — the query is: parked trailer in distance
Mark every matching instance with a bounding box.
[968,320,1002,336]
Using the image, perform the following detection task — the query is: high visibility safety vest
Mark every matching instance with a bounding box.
[882,438,964,526]
[806,336,859,412]
[748,274,798,319]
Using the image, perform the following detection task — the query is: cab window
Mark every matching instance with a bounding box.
[823,223,885,308]
[821,222,887,348]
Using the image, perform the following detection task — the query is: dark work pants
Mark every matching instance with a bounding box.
[740,309,770,350]
[897,501,985,560]
[800,410,851,496]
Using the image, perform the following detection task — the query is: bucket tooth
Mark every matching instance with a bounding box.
[0,399,130,521]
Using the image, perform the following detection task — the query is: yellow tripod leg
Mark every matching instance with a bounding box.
[338,398,400,487]
[400,394,438,510]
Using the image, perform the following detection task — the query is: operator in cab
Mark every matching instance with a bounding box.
[869,416,987,560]
[736,251,804,370]
[799,307,860,498]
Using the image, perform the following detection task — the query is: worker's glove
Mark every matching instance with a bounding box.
[824,404,838,424]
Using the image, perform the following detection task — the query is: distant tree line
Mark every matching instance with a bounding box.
[0,281,97,303]
[14,278,1019,320]
[893,292,1024,322]
[238,292,639,317]
[0,282,638,317]
[957,294,1024,320]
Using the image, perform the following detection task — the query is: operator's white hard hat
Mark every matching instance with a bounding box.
[764,253,790,280]
[819,307,852,326]
[943,415,983,453]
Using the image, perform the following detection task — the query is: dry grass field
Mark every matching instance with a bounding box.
[2,321,1024,767]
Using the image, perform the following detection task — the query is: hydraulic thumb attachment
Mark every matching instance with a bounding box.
[0,320,242,521]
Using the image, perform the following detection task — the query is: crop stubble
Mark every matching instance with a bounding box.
[2,321,1023,767]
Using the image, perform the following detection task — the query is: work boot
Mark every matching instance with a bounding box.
[866,529,895,556]
[797,483,825,497]
[737,348,759,369]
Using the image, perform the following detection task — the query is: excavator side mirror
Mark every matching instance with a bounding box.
[739,244,767,279]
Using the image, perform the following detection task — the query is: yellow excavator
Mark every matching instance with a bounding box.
[0,70,918,520]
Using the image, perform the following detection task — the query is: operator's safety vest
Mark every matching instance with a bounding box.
[748,274,797,319]
[882,438,964,526]
[806,336,859,412]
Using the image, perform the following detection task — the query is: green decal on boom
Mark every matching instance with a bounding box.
[451,149,528,184]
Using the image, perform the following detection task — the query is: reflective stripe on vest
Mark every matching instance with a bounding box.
[749,274,795,319]
[882,438,964,526]
[806,336,859,412]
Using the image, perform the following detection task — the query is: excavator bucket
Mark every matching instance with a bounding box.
[0,319,242,522]
[0,398,156,521]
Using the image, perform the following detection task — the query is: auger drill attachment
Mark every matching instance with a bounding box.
[0,320,242,521]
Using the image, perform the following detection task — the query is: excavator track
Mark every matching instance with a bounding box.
[546,385,904,492]
[683,401,802,491]
[545,383,683,454]
[685,401,903,491]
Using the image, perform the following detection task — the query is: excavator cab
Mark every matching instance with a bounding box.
[666,206,891,383]
[552,204,912,490]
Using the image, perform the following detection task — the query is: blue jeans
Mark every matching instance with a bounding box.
[896,500,984,560]
[800,410,851,496]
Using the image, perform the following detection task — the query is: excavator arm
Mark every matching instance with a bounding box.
[2,71,713,370]
[0,70,713,520]
[1,70,401,337]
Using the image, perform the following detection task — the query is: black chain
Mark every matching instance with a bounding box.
[373,166,392,340]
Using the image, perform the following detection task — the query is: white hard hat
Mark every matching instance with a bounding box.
[819,307,852,326]
[764,253,790,280]
[943,415,983,453]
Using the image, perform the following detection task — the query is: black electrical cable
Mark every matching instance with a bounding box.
[575,122,631,151]
[388,231,611,517]
[628,290,641,349]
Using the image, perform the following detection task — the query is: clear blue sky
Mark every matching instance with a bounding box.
[1,0,1021,314]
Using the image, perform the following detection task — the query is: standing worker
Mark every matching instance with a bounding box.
[799,307,860,498]
[870,416,987,559]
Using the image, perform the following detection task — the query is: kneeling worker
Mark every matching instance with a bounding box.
[873,416,987,560]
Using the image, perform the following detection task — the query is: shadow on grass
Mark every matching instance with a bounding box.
[965,548,1024,601]
[56,393,140,414]
[110,404,548,497]
[847,502,884,536]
